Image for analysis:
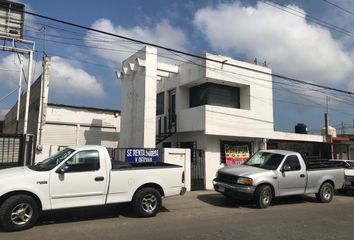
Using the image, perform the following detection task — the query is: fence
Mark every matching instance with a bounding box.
[0,134,35,169]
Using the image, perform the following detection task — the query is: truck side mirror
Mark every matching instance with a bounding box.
[282,165,292,172]
[56,165,69,174]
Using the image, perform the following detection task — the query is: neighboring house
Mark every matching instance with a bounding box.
[0,121,3,133]
[333,135,354,160]
[118,46,326,190]
[3,57,120,162]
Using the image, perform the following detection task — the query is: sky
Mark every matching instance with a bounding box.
[0,0,354,134]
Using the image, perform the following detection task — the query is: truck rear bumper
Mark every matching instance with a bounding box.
[180,187,187,196]
[213,179,256,200]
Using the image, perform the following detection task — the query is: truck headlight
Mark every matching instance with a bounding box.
[237,177,253,186]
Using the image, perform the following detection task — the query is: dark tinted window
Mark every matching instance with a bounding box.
[190,83,240,108]
[283,155,301,171]
[156,92,164,115]
[65,150,100,172]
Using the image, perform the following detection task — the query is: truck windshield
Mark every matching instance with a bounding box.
[244,152,284,170]
[31,148,75,171]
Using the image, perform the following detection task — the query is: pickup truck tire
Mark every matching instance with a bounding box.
[132,188,162,217]
[254,185,272,209]
[0,194,39,232]
[316,182,334,203]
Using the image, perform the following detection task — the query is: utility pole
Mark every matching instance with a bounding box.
[40,25,46,55]
[15,58,23,133]
[23,50,34,134]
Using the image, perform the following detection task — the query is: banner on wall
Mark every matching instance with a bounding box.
[225,144,250,166]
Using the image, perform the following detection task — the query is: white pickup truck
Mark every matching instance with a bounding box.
[0,146,186,231]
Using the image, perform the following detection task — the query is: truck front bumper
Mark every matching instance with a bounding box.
[343,177,354,190]
[213,179,256,200]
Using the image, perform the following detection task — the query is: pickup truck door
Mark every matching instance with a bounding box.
[49,150,108,209]
[278,155,307,196]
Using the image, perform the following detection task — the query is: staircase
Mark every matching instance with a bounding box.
[156,115,177,145]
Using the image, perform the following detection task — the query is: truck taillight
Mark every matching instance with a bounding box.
[182,171,185,184]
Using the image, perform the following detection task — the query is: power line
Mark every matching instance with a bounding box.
[3,3,351,97]
[322,0,354,17]
[0,87,19,103]
[21,23,354,111]
[264,0,354,37]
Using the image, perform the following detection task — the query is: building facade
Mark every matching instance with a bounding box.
[3,57,120,162]
[119,47,326,190]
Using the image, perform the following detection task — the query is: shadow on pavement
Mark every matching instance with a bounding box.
[197,193,319,209]
[35,204,170,227]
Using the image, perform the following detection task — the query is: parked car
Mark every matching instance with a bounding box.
[0,146,186,231]
[330,159,354,192]
[213,150,345,208]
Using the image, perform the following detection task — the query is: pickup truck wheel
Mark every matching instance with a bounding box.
[316,182,334,203]
[254,185,272,209]
[0,195,39,232]
[133,188,162,217]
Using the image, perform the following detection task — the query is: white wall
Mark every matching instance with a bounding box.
[119,46,157,148]
[36,105,120,162]
[204,135,264,190]
[163,148,191,191]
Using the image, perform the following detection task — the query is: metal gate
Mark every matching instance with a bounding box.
[191,149,205,190]
[0,134,35,169]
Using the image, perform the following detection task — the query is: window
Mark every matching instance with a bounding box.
[282,155,301,171]
[244,152,284,170]
[189,83,240,108]
[156,92,165,115]
[64,150,100,172]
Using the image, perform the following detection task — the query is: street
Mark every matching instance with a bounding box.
[1,191,354,240]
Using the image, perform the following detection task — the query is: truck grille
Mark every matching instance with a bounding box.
[216,172,238,184]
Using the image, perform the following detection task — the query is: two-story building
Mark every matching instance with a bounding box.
[118,46,325,190]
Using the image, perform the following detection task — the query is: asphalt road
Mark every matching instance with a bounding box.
[1,191,354,240]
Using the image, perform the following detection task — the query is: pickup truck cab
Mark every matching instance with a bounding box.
[0,146,186,231]
[213,150,344,208]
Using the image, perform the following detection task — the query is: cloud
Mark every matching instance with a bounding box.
[193,1,354,85]
[50,56,104,98]
[0,54,104,98]
[0,54,41,87]
[85,18,189,65]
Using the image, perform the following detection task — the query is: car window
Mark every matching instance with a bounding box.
[64,150,100,172]
[244,152,284,170]
[283,155,301,171]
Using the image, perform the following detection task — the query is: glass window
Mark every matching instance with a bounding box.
[189,83,240,108]
[64,150,100,172]
[156,92,164,115]
[33,148,75,171]
[244,152,284,170]
[283,155,301,171]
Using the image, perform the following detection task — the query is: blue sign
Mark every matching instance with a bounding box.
[125,148,160,163]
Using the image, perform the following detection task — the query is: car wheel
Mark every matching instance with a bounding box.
[254,185,272,209]
[0,195,40,232]
[132,188,162,217]
[316,182,334,203]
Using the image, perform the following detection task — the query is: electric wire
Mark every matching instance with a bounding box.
[2,2,351,96]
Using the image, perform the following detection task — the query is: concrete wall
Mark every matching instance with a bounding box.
[35,105,120,162]
[155,52,274,139]
[163,148,191,191]
[3,75,42,135]
[119,46,157,148]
